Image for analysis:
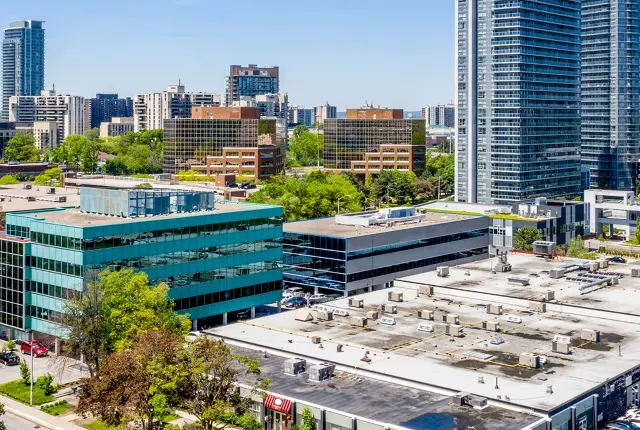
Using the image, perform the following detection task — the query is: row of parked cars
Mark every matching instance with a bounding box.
[281,287,342,308]
[0,340,49,366]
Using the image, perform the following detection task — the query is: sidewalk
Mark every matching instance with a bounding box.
[1,394,85,430]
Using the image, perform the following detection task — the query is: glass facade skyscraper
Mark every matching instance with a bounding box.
[455,0,582,204]
[582,0,640,190]
[2,20,45,120]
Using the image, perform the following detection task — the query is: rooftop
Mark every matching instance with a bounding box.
[208,254,640,414]
[0,184,80,212]
[284,210,479,238]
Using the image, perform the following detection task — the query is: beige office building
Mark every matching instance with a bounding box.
[99,117,134,138]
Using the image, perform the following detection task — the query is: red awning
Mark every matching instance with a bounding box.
[264,395,292,414]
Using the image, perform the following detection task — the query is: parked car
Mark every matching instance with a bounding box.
[20,340,48,357]
[284,297,307,308]
[284,286,304,295]
[309,294,326,304]
[607,422,640,430]
[608,256,627,263]
[185,331,204,343]
[237,307,270,320]
[0,351,20,365]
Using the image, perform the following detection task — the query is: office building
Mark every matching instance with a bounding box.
[288,105,313,127]
[422,104,454,128]
[0,186,283,340]
[283,207,489,295]
[2,21,45,120]
[83,93,133,130]
[134,84,221,131]
[8,89,83,143]
[99,117,134,138]
[164,106,284,179]
[455,1,582,204]
[323,108,426,175]
[226,64,279,106]
[313,102,337,124]
[582,1,640,190]
[584,189,640,240]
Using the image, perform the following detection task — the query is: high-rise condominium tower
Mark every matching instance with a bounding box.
[226,65,279,106]
[2,20,45,120]
[455,1,581,204]
[582,0,640,190]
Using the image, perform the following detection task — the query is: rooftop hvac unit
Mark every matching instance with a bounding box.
[348,298,364,308]
[508,277,530,287]
[445,324,463,337]
[417,323,434,332]
[610,276,619,285]
[381,304,397,314]
[533,241,556,257]
[418,309,434,320]
[27,196,36,202]
[487,304,503,315]
[588,262,599,272]
[549,268,565,279]
[316,310,333,321]
[45,187,56,194]
[333,309,349,317]
[529,301,546,313]
[467,395,488,409]
[419,285,434,296]
[55,196,67,202]
[350,316,367,327]
[552,341,571,355]
[366,310,379,320]
[437,266,449,277]
[388,291,403,302]
[311,336,321,344]
[580,329,600,343]
[632,268,640,278]
[451,392,469,406]
[599,260,609,269]
[490,335,505,345]
[482,321,500,332]
[541,290,555,301]
[519,352,540,368]
[308,363,335,382]
[283,358,306,375]
[312,304,328,313]
[380,316,396,325]
[553,334,571,343]
[444,314,459,325]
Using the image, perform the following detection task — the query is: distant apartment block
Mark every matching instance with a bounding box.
[226,64,279,106]
[422,104,454,128]
[313,102,337,124]
[30,121,58,151]
[134,84,221,131]
[164,106,284,180]
[288,105,313,127]
[2,20,45,120]
[83,93,133,130]
[8,89,83,143]
[232,93,288,120]
[99,117,134,138]
[324,108,426,175]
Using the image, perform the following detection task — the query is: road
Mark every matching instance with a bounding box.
[3,411,39,430]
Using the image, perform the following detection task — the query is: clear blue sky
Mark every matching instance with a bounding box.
[7,0,454,111]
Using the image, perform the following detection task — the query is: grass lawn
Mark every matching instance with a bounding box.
[159,412,180,422]
[42,402,73,416]
[84,421,123,430]
[0,380,54,405]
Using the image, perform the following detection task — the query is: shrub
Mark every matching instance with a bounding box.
[36,374,54,395]
[19,361,30,385]
[135,182,152,189]
[0,175,20,185]
[6,340,15,351]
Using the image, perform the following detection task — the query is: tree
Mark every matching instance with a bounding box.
[36,374,55,395]
[567,235,595,259]
[104,157,128,176]
[78,329,187,430]
[51,135,98,172]
[84,127,100,142]
[301,408,316,430]
[33,167,62,185]
[286,131,323,167]
[292,125,309,140]
[20,361,30,385]
[0,400,6,430]
[371,170,418,206]
[513,227,541,251]
[4,132,40,162]
[96,130,164,174]
[0,175,19,185]
[182,336,270,430]
[61,269,190,377]
[636,218,640,244]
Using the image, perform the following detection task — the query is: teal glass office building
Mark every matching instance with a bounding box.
[0,188,283,340]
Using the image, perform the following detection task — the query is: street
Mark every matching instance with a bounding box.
[3,411,38,430]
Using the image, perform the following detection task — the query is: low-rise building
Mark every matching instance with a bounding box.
[584,189,640,240]
[283,207,489,295]
[99,117,134,137]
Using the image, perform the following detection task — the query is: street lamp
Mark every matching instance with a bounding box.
[26,329,33,406]
[337,195,351,215]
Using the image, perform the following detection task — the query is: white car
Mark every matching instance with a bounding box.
[185,331,204,342]
[284,286,304,295]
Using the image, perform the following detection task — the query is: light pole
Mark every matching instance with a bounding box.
[337,194,351,215]
[26,330,33,406]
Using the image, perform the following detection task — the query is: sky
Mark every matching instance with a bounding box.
[6,0,454,111]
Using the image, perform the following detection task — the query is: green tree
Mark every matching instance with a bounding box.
[0,400,6,430]
[6,340,15,351]
[636,218,640,244]
[20,361,30,385]
[84,127,100,142]
[4,132,40,162]
[286,131,323,167]
[371,170,418,206]
[513,227,541,251]
[292,125,309,140]
[36,374,55,395]
[567,235,596,259]
[33,167,63,185]
[0,175,19,185]
[422,153,454,197]
[301,408,316,430]
[97,130,164,174]
[103,157,128,175]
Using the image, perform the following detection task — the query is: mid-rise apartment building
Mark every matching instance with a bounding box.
[2,21,45,120]
[164,106,284,179]
[581,0,640,190]
[8,89,83,143]
[83,93,133,130]
[288,105,313,127]
[0,187,284,340]
[226,64,279,106]
[313,102,337,124]
[134,84,221,131]
[324,108,426,175]
[99,117,134,138]
[422,104,454,128]
[232,93,288,120]
[455,0,582,204]
[30,121,58,151]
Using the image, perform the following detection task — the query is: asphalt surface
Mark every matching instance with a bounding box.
[2,412,38,430]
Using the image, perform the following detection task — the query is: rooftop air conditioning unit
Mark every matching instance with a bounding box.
[444,314,459,325]
[381,304,397,314]
[632,268,640,278]
[580,329,600,343]
[588,262,599,272]
[541,290,555,301]
[508,277,530,286]
[482,321,500,332]
[349,298,364,308]
[316,310,333,321]
[437,266,449,277]
[308,363,335,382]
[418,309,434,320]
[599,260,609,269]
[529,301,546,313]
[519,352,540,368]
[283,358,306,375]
[451,392,469,406]
[445,324,463,337]
[552,341,571,355]
[487,304,503,315]
[549,268,565,279]
[388,291,403,302]
[366,310,379,320]
[419,285,434,296]
[350,316,367,327]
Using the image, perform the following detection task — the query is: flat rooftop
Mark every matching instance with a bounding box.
[284,212,478,238]
[19,201,273,227]
[208,258,640,414]
[0,184,80,212]
[232,346,541,430]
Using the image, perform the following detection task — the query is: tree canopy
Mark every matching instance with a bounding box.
[248,172,362,221]
[286,127,323,167]
[49,135,98,172]
[370,170,418,206]
[33,167,63,185]
[4,132,40,162]
[513,227,541,251]
[99,129,164,175]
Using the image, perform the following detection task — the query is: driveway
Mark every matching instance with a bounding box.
[0,342,86,385]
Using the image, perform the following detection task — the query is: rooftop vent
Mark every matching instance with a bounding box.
[388,291,403,302]
[366,310,379,320]
[519,352,540,368]
[348,298,364,308]
[419,285,434,296]
[508,277,530,287]
[417,323,434,332]
[418,309,434,320]
[351,316,367,327]
[437,266,449,277]
[487,304,503,315]
[380,316,396,325]
[580,329,600,343]
[284,358,306,375]
[381,304,397,314]
[308,363,335,382]
[482,321,500,332]
[295,309,313,322]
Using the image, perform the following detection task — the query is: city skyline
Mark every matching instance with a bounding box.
[4,0,455,111]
